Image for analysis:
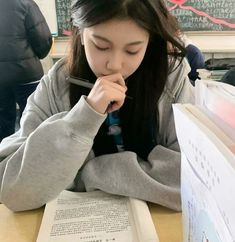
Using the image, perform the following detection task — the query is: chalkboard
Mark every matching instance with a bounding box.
[54,0,235,35]
[55,0,72,36]
[166,0,235,31]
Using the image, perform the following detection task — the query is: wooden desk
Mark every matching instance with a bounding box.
[0,203,182,242]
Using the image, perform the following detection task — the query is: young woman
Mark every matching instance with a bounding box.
[0,0,194,212]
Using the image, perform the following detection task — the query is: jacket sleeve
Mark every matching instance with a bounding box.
[76,148,182,211]
[76,61,195,212]
[24,1,52,59]
[0,69,106,211]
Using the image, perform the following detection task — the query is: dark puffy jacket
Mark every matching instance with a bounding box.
[0,0,52,87]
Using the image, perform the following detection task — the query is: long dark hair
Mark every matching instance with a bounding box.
[68,0,185,160]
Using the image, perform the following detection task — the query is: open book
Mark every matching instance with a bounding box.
[36,190,159,242]
[173,80,235,242]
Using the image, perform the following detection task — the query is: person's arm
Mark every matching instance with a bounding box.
[25,1,52,59]
[0,64,106,212]
[76,61,195,211]
[75,148,182,211]
[186,44,205,82]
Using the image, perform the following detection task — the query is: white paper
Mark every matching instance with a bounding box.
[37,190,158,242]
[184,104,234,154]
[129,199,159,242]
[181,153,233,242]
[196,80,235,140]
[173,104,235,241]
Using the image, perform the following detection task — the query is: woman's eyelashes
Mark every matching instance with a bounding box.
[126,50,139,55]
[94,43,109,51]
[93,42,139,55]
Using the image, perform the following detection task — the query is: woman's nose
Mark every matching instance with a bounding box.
[106,52,123,72]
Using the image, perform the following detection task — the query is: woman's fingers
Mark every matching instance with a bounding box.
[86,73,127,114]
[96,73,126,88]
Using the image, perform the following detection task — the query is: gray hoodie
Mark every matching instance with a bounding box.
[0,58,194,212]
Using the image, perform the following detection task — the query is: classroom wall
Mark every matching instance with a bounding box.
[187,32,235,53]
[50,32,235,61]
[187,32,235,60]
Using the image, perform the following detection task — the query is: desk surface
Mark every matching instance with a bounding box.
[0,203,182,242]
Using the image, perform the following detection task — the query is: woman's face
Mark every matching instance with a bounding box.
[81,18,149,80]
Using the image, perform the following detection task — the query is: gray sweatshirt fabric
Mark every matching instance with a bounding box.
[0,58,194,212]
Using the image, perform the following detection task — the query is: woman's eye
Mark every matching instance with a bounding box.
[94,44,109,51]
[126,50,139,55]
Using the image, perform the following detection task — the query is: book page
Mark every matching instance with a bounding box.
[184,104,235,154]
[181,153,233,242]
[36,190,157,242]
[129,199,159,242]
[173,104,235,239]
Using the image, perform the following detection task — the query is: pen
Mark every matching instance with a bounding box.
[67,76,133,100]
[68,76,94,89]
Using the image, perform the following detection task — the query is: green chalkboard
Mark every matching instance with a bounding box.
[55,0,235,36]
[166,0,235,31]
[55,0,72,36]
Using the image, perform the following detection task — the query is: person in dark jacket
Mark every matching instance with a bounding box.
[221,67,235,86]
[180,33,205,85]
[0,0,52,141]
[185,44,205,85]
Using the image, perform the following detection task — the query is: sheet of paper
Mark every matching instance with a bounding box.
[37,191,143,242]
[196,80,235,140]
[181,153,233,242]
[129,199,159,242]
[173,104,235,240]
[184,104,235,154]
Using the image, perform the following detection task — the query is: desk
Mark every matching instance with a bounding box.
[0,203,182,242]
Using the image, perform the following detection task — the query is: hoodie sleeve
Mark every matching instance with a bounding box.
[76,148,182,211]
[0,63,106,212]
[24,1,52,59]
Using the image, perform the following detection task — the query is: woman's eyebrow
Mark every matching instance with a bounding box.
[126,41,144,46]
[92,34,111,43]
[92,34,144,46]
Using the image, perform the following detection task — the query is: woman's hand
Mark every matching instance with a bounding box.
[86,73,127,114]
